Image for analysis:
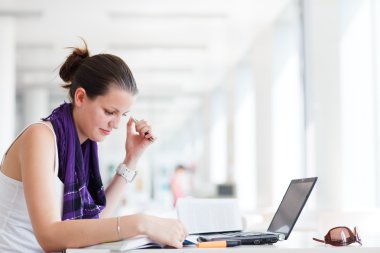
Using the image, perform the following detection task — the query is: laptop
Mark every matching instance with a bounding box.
[178,177,317,245]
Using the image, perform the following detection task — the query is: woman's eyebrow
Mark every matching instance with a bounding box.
[110,106,129,115]
[109,106,120,113]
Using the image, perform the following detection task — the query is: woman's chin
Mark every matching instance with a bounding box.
[89,135,106,142]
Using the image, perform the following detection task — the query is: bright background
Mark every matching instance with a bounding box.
[1,0,380,234]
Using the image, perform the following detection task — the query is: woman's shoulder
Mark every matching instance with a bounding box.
[17,122,57,172]
[19,122,55,147]
[23,121,53,135]
[0,122,56,181]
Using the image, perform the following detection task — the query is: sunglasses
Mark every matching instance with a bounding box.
[313,226,362,246]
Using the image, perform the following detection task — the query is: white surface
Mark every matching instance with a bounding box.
[176,198,242,234]
[67,231,380,252]
[0,17,16,157]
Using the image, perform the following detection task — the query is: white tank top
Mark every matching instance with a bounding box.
[0,122,63,252]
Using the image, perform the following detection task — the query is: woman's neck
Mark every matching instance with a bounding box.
[72,106,88,144]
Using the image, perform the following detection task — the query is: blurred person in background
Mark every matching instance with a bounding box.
[170,164,193,207]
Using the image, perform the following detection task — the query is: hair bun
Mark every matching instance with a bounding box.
[59,41,90,83]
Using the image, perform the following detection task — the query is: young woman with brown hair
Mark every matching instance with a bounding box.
[0,41,187,252]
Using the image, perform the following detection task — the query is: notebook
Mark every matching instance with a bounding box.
[83,236,164,251]
[177,177,318,245]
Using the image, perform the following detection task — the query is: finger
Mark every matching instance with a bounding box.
[147,136,156,143]
[182,225,188,237]
[126,117,135,136]
[173,239,183,249]
[139,126,151,137]
[135,121,149,133]
[176,220,187,236]
[133,119,155,142]
[175,226,185,241]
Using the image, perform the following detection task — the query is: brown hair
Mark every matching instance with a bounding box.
[59,40,138,100]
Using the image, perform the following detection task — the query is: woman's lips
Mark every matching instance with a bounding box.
[100,129,111,135]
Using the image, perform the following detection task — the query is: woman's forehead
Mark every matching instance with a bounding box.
[96,88,135,108]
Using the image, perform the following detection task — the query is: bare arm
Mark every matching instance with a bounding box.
[100,117,154,218]
[20,125,126,250]
[101,172,129,218]
[20,124,186,252]
[100,148,139,218]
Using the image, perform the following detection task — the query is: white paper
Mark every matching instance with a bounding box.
[176,198,243,234]
[85,236,163,251]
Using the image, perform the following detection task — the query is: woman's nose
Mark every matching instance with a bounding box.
[109,116,121,129]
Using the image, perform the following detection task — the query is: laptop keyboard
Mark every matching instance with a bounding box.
[220,231,273,237]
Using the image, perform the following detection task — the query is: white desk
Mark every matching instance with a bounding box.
[66,232,380,253]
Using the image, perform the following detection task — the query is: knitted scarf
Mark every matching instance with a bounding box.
[42,102,106,220]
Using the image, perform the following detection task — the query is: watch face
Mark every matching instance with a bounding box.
[125,170,137,182]
[117,164,137,182]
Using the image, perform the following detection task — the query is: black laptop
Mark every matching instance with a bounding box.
[196,177,318,245]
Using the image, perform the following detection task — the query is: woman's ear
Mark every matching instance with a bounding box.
[74,87,87,106]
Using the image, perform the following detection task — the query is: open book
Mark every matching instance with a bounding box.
[85,236,164,251]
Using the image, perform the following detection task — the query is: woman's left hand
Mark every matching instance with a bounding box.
[123,117,156,168]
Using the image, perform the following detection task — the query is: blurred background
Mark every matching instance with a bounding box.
[1,0,380,232]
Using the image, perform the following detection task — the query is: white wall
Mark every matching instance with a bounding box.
[6,0,380,214]
[0,18,16,156]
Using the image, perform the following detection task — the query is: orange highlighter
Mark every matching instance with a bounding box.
[197,240,241,248]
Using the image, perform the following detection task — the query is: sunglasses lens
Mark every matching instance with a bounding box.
[328,227,354,245]
[314,226,361,246]
[330,228,349,241]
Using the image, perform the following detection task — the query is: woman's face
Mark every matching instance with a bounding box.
[73,87,135,143]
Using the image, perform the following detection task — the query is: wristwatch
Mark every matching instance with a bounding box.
[116,163,137,183]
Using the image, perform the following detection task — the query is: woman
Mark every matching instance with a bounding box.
[0,41,187,252]
[170,165,192,207]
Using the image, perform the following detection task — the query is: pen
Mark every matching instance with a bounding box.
[132,118,154,142]
[197,240,241,248]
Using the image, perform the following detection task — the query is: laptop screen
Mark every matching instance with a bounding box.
[267,177,317,239]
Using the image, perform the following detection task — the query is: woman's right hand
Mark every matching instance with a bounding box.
[137,214,188,248]
[123,117,156,169]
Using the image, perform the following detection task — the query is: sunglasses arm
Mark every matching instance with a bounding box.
[313,237,326,243]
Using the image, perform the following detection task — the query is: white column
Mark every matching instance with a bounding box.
[225,71,236,183]
[339,0,375,208]
[192,95,215,197]
[0,18,16,156]
[375,0,380,206]
[252,27,275,209]
[23,88,50,127]
[304,0,343,211]
[202,96,212,184]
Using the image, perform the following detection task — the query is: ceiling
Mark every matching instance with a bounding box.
[0,0,290,140]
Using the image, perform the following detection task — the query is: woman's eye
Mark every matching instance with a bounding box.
[105,110,114,116]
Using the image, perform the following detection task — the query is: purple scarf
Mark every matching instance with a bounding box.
[42,102,106,220]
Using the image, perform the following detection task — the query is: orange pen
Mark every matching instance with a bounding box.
[197,240,241,248]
